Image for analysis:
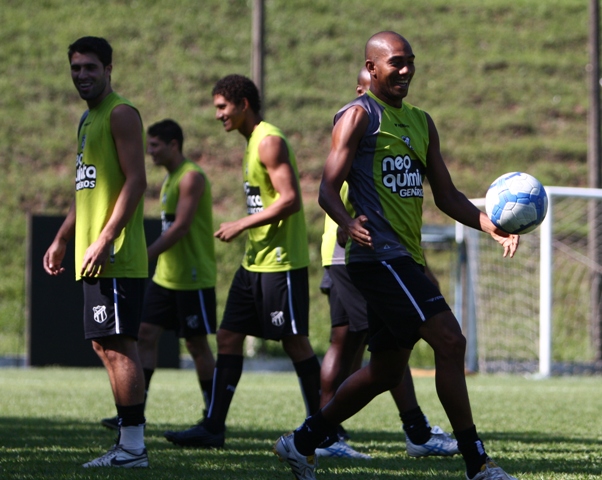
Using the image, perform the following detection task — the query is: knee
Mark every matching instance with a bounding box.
[93,339,120,364]
[282,336,314,362]
[368,363,405,392]
[422,313,467,359]
[137,325,160,352]
[92,339,105,357]
[378,375,404,394]
[435,330,466,361]
[216,329,244,354]
[185,336,210,359]
[94,336,137,363]
[447,330,466,353]
[216,329,232,347]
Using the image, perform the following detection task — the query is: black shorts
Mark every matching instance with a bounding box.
[327,265,368,332]
[220,266,309,340]
[347,256,451,352]
[141,280,217,338]
[82,277,145,340]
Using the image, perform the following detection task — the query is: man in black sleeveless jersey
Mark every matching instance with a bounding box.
[276,31,519,480]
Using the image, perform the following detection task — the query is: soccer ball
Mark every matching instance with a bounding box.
[485,172,548,234]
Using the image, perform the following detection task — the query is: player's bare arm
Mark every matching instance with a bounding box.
[43,201,76,276]
[147,170,204,260]
[80,104,147,277]
[319,105,372,249]
[214,135,299,242]
[424,112,519,258]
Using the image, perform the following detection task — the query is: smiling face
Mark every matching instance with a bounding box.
[70,51,112,107]
[366,33,415,108]
[213,94,246,133]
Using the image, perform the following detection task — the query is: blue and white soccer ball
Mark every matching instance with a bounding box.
[485,172,548,234]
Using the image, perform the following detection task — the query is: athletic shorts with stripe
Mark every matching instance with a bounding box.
[82,277,145,340]
[327,265,369,332]
[141,280,217,338]
[219,266,309,340]
[347,256,451,352]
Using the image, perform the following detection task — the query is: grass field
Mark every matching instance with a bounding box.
[2,4,600,475]
[1,368,601,479]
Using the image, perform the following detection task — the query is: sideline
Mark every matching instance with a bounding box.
[1,355,445,374]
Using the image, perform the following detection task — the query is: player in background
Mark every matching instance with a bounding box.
[164,74,321,448]
[43,36,148,468]
[315,67,458,460]
[275,31,519,480]
[100,119,217,432]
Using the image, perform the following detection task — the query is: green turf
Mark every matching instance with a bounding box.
[0,368,601,479]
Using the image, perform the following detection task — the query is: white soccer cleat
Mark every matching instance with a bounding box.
[274,432,317,480]
[315,440,371,459]
[467,458,518,480]
[406,425,460,457]
[82,445,148,468]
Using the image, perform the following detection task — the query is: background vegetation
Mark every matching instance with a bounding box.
[0,0,591,363]
[1,368,602,479]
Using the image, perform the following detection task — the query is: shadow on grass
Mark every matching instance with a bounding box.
[0,418,601,479]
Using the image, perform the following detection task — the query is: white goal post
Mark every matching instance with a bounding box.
[457,187,602,377]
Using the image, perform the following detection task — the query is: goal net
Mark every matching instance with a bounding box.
[458,187,602,376]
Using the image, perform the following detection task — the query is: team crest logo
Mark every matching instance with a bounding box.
[93,305,107,324]
[186,315,199,329]
[270,311,285,327]
[401,136,413,150]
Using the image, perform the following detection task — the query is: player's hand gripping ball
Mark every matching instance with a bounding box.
[485,172,548,234]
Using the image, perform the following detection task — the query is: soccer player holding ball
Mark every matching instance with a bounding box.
[276,31,519,480]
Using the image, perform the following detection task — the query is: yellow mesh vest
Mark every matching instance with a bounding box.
[74,92,147,279]
[153,160,217,289]
[241,121,309,272]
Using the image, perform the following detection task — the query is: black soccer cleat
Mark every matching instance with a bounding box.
[101,416,120,431]
[164,422,225,448]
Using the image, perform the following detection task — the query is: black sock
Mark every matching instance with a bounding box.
[117,403,145,427]
[203,354,243,434]
[200,378,213,412]
[143,368,154,391]
[455,425,487,479]
[293,355,321,416]
[400,406,431,445]
[293,410,338,456]
[142,368,154,410]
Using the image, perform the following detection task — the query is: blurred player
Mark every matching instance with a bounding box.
[100,119,217,432]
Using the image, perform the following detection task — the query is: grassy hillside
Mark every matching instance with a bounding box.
[0,0,590,360]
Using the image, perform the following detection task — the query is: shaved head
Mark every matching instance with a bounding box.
[356,66,371,96]
[363,31,415,107]
[357,66,370,87]
[365,31,410,63]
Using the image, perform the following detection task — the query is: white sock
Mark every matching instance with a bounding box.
[119,425,145,453]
